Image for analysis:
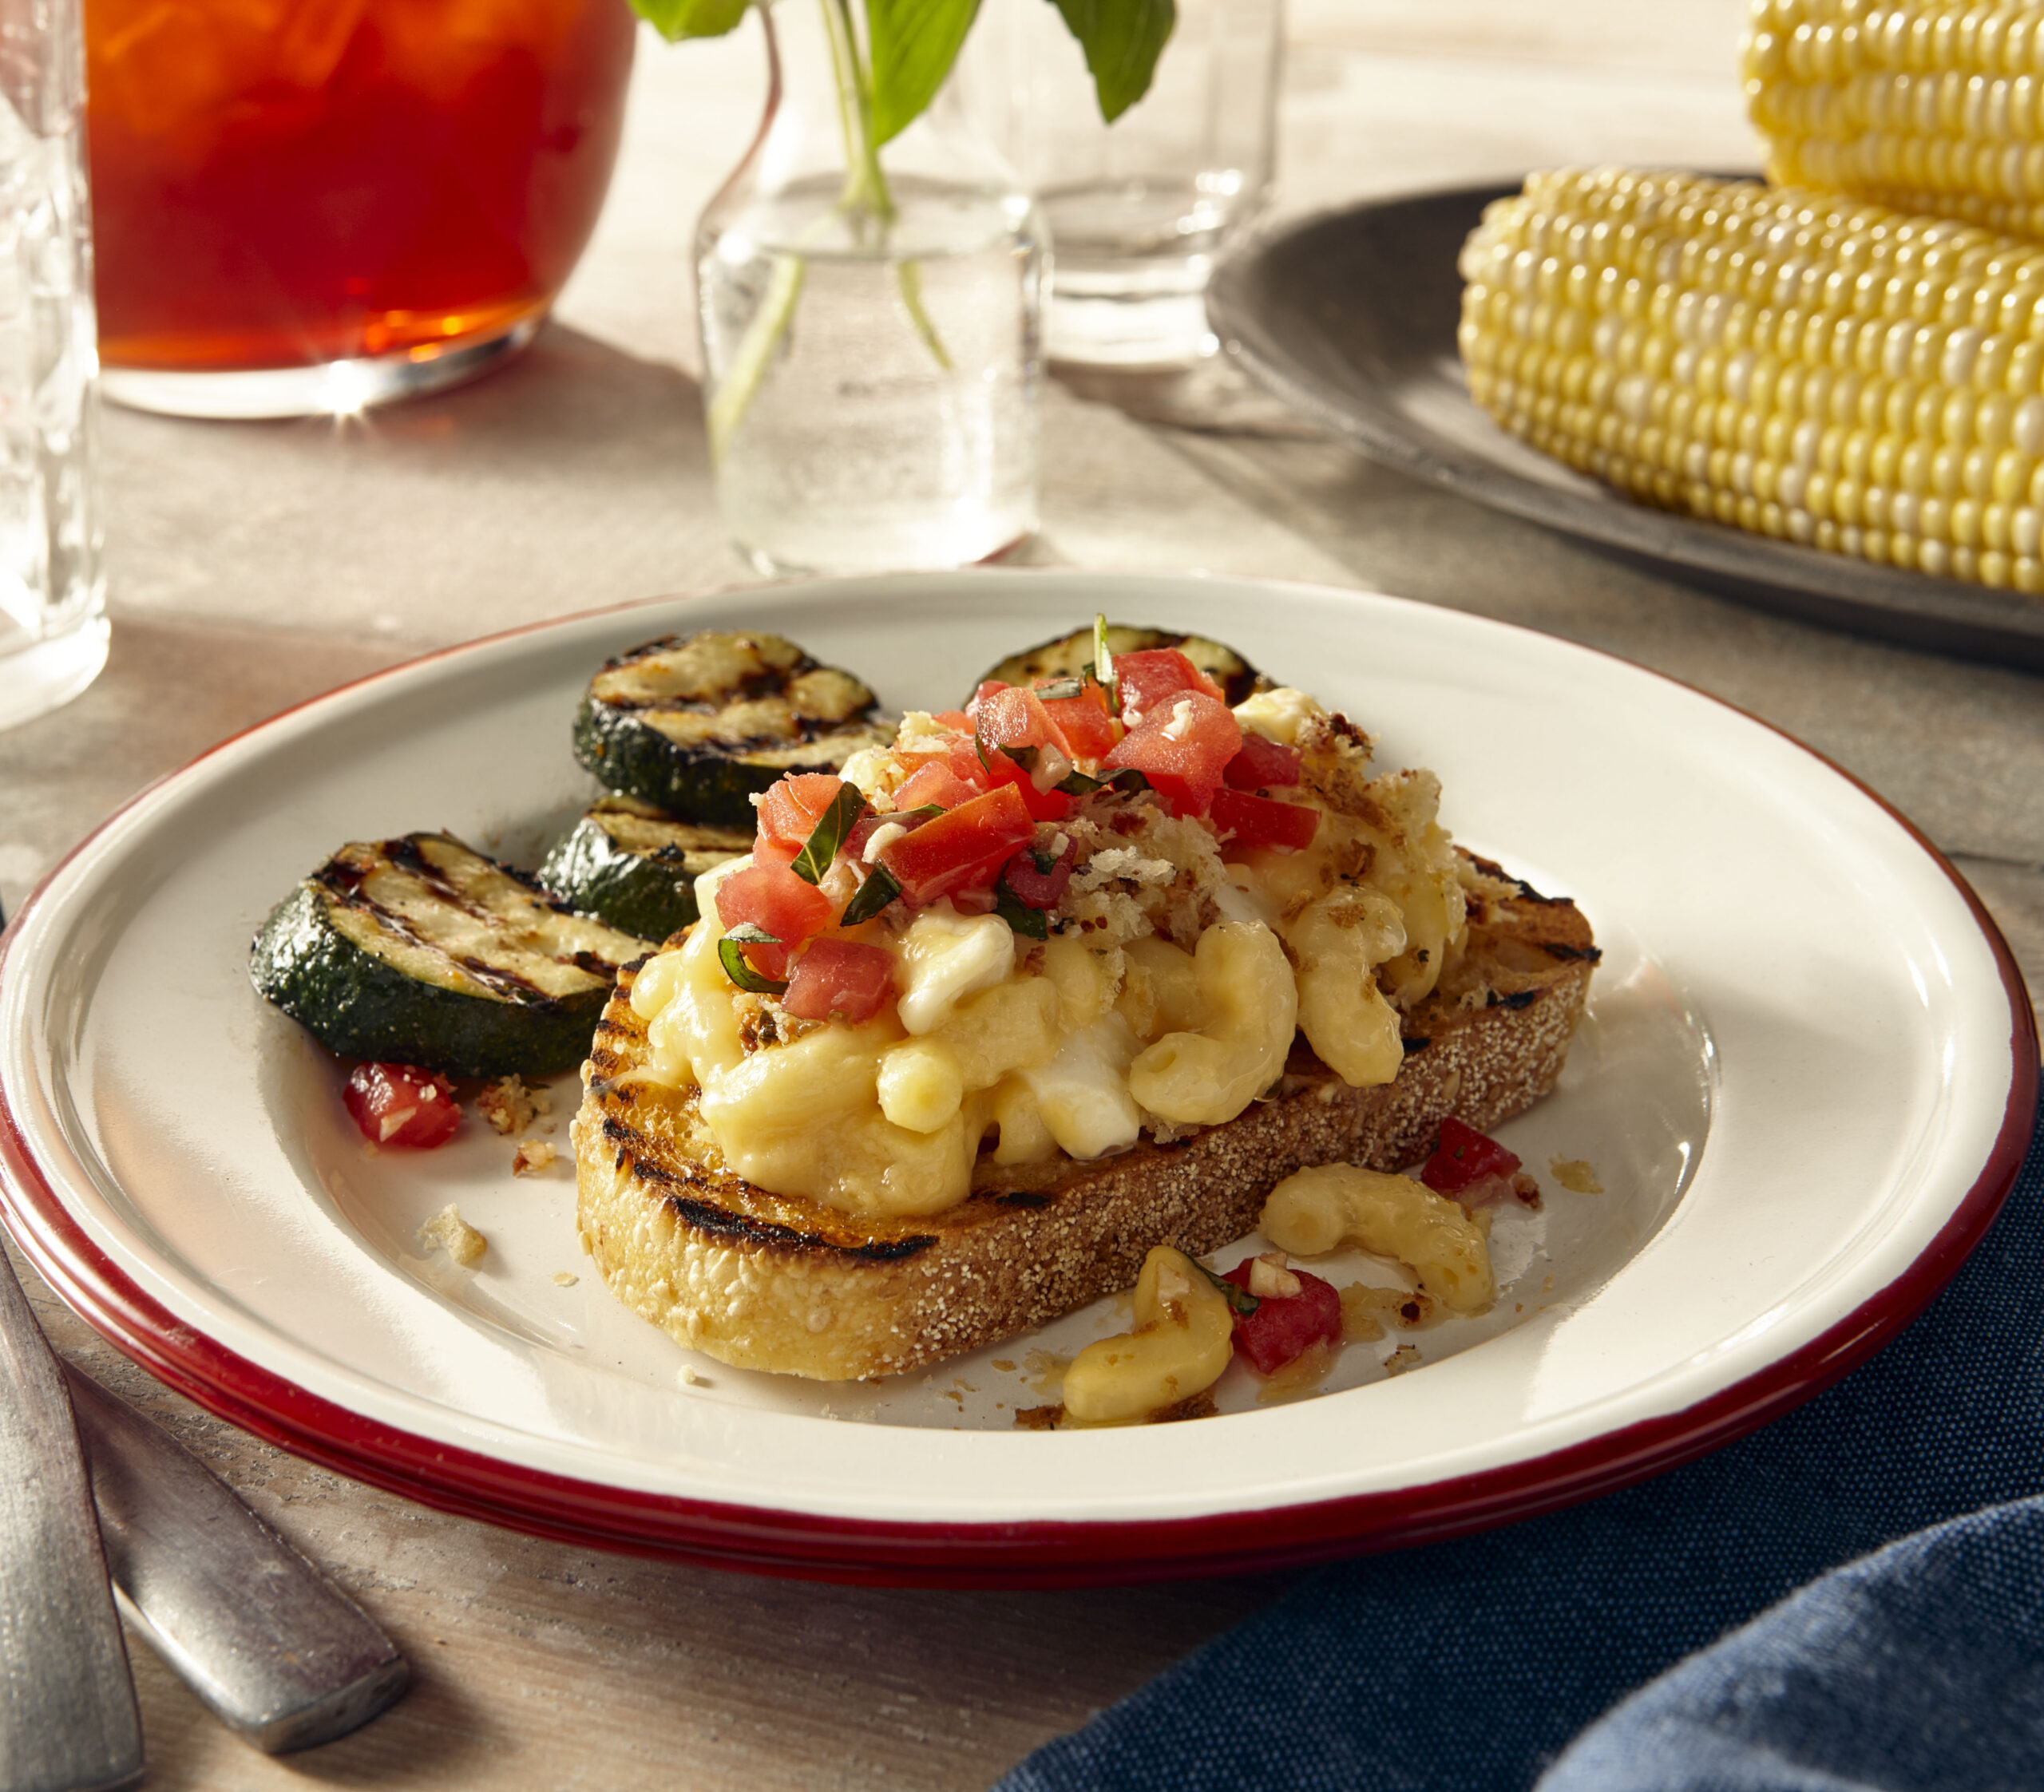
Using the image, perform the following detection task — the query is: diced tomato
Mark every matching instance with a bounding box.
[973,677,1118,766]
[989,761,1073,821]
[1101,690,1242,817]
[964,687,1076,820]
[343,1062,460,1149]
[1420,1117,1523,1196]
[1000,835,1076,909]
[715,862,836,978]
[1223,1260,1343,1375]
[894,760,981,812]
[1224,732,1303,789]
[895,730,996,794]
[1210,788,1321,853]
[932,708,974,732]
[1037,678,1119,762]
[1115,649,1224,724]
[974,683,1061,755]
[877,783,1036,905]
[755,773,855,868]
[781,936,897,1023]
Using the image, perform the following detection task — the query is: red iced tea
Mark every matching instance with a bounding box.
[86,0,637,372]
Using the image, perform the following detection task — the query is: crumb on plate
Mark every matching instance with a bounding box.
[477,1074,553,1137]
[418,1204,486,1268]
[1550,1156,1604,1195]
[513,1139,557,1177]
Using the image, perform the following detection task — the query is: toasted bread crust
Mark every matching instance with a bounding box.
[572,872,1595,1381]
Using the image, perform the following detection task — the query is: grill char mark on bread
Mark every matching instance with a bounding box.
[572,874,1597,1382]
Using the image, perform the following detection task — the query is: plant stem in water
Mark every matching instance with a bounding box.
[707,250,806,465]
[711,0,953,461]
[818,0,953,365]
[895,259,953,370]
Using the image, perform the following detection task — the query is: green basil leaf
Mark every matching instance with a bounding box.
[869,0,982,146]
[719,922,788,995]
[1056,765,1151,797]
[874,803,944,825]
[1033,674,1086,701]
[840,864,904,928]
[976,730,1037,776]
[1188,1256,1258,1316]
[628,0,751,42]
[790,781,868,884]
[1049,0,1175,121]
[994,879,1049,940]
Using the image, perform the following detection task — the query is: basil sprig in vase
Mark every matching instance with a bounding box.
[634,0,1175,575]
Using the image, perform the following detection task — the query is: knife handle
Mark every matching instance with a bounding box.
[62,1364,410,1754]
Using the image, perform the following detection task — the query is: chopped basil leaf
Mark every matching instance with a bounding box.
[1058,765,1151,797]
[977,727,1040,777]
[1033,674,1085,701]
[840,863,902,928]
[1031,846,1059,876]
[790,781,867,884]
[1189,1257,1258,1316]
[719,923,788,995]
[874,803,944,825]
[994,880,1049,940]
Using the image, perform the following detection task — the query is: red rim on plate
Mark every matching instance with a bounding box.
[0,582,2034,1588]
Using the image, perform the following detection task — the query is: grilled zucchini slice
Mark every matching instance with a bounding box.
[538,796,751,943]
[572,631,893,825]
[976,623,1274,708]
[251,833,652,1078]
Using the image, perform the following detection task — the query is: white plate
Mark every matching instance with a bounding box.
[0,571,2032,1586]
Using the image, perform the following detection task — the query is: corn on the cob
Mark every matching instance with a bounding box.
[1457,167,2044,590]
[1745,0,2044,241]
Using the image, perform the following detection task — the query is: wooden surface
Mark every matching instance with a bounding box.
[2,2,2041,1786]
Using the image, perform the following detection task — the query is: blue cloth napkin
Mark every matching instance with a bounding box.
[998,1088,2044,1792]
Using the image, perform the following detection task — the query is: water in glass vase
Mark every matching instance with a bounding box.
[701,175,1044,576]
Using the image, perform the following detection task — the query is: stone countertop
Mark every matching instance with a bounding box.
[1,3,2038,1787]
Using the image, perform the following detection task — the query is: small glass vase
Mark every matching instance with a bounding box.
[695,0,1047,576]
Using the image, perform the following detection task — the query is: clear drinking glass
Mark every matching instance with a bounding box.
[0,0,104,732]
[963,0,1282,367]
[696,0,1045,575]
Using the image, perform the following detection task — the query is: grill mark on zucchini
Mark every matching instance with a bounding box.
[537,795,751,943]
[252,833,655,1078]
[318,846,554,1003]
[574,631,893,825]
[976,623,1275,708]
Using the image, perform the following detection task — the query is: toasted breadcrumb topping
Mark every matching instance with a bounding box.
[478,1074,552,1136]
[513,1139,558,1177]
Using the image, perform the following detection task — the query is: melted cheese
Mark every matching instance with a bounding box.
[897,907,1016,1034]
[1234,686,1325,746]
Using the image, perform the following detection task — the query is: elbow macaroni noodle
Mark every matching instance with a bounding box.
[1062,1247,1236,1422]
[1261,1164,1496,1314]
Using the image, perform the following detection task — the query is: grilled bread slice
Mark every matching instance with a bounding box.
[571,860,1595,1382]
